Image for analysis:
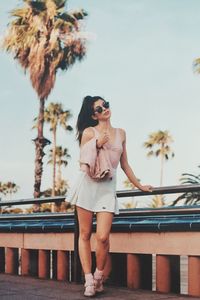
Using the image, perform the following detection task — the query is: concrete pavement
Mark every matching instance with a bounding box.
[0,274,199,300]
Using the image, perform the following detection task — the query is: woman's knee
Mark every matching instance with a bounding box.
[79,230,92,242]
[96,233,109,245]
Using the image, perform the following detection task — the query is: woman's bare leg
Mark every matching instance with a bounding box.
[95,212,113,271]
[103,253,112,280]
[76,206,94,274]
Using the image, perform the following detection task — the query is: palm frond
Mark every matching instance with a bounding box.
[27,1,46,13]
[181,173,200,181]
[155,149,161,157]
[147,150,154,157]
[144,130,174,161]
[54,0,66,10]
[193,58,200,74]
[171,167,200,206]
[70,9,88,20]
[58,12,76,23]
[66,125,73,131]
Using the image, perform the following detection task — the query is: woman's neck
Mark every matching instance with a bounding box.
[97,120,112,131]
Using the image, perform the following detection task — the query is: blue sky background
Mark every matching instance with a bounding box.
[0,0,200,206]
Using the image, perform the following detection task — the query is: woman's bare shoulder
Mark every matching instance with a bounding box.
[118,128,126,137]
[118,128,126,134]
[81,127,95,146]
[82,127,95,138]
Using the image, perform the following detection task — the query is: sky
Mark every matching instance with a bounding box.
[0,0,200,207]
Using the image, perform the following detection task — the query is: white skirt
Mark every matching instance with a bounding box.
[68,170,119,214]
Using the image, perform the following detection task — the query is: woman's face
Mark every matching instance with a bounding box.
[92,99,111,121]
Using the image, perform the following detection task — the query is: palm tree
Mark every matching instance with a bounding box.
[150,195,165,208]
[172,166,200,206]
[48,145,71,192]
[121,200,137,209]
[2,0,87,201]
[41,178,69,211]
[42,179,69,197]
[123,178,135,189]
[5,182,19,199]
[0,182,6,212]
[45,145,70,211]
[2,207,23,214]
[193,57,200,74]
[42,103,72,196]
[0,182,6,196]
[144,130,175,186]
[1,182,19,200]
[122,178,139,209]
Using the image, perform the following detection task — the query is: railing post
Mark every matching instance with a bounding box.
[156,254,170,292]
[57,250,69,281]
[0,247,5,273]
[5,247,18,275]
[156,254,180,293]
[127,254,152,290]
[21,249,31,276]
[188,256,200,297]
[127,254,141,289]
[38,250,50,279]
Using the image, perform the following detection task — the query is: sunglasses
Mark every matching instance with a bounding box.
[93,101,110,114]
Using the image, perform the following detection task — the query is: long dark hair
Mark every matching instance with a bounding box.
[76,95,105,145]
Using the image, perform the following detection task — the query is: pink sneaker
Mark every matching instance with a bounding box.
[84,281,96,297]
[94,275,104,293]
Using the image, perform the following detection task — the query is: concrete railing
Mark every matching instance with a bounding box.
[0,184,200,297]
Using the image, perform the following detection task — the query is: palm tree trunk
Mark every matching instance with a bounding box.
[33,98,50,211]
[52,129,56,197]
[160,152,164,187]
[57,162,62,190]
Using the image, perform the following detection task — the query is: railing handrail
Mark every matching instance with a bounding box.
[0,195,65,207]
[116,184,200,197]
[0,184,200,207]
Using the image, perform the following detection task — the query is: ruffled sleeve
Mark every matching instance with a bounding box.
[80,137,98,176]
[79,138,113,180]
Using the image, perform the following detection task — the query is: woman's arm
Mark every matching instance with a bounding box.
[120,129,153,192]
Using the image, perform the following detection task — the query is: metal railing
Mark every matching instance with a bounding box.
[0,184,200,207]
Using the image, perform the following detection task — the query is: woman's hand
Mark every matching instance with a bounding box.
[96,131,109,148]
[139,185,153,192]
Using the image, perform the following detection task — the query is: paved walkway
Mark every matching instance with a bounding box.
[0,274,199,300]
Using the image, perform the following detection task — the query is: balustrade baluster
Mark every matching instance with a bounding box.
[188,256,200,297]
[5,247,18,275]
[57,250,69,281]
[38,249,50,279]
[21,248,31,276]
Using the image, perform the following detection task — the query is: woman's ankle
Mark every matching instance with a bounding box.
[85,273,94,283]
[94,268,103,279]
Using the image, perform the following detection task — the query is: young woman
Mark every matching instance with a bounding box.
[69,95,152,297]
